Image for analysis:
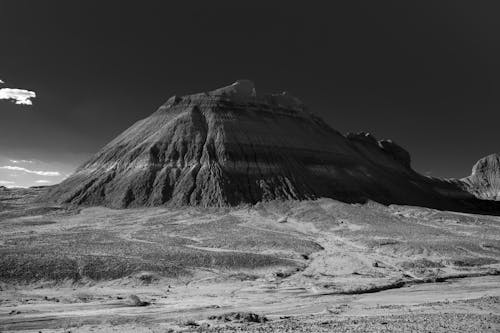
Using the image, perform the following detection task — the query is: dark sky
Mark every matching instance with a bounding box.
[0,0,499,187]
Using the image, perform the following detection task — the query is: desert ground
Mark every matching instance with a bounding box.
[1,187,500,332]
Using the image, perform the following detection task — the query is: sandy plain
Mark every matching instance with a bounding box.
[1,188,499,332]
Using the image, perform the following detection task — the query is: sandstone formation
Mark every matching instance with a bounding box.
[43,80,499,212]
[461,153,500,200]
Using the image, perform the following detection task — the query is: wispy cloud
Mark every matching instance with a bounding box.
[0,180,15,185]
[9,159,34,164]
[0,79,4,84]
[35,180,51,184]
[0,166,60,176]
[0,88,36,105]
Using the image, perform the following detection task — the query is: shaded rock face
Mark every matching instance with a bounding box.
[44,81,500,212]
[462,154,500,200]
[346,132,411,169]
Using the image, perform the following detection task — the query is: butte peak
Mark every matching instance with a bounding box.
[43,81,500,211]
[163,80,305,111]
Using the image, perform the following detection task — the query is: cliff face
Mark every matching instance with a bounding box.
[43,81,498,211]
[461,154,500,201]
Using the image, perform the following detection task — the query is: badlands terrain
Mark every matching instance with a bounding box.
[1,81,500,332]
[1,186,500,332]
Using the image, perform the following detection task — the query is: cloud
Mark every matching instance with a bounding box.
[0,165,60,176]
[0,88,36,105]
[0,180,15,185]
[9,159,34,164]
[0,79,4,84]
[35,180,51,184]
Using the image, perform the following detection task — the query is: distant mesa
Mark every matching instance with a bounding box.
[42,80,500,213]
[462,153,500,201]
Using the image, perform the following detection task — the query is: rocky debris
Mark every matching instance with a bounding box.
[183,319,200,327]
[202,313,500,332]
[462,153,500,200]
[43,81,500,212]
[43,296,60,302]
[399,258,444,270]
[134,271,158,284]
[208,312,268,323]
[277,216,288,223]
[275,267,302,278]
[448,257,498,267]
[125,294,149,306]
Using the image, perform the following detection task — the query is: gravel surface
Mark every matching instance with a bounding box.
[203,313,500,332]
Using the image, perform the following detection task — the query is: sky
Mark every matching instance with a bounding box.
[0,0,499,187]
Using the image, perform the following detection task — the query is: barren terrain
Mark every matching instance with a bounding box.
[1,187,500,332]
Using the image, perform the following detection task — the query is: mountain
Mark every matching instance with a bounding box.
[461,154,500,201]
[43,80,499,212]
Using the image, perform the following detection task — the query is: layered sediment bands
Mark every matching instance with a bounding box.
[462,154,500,200]
[44,81,500,211]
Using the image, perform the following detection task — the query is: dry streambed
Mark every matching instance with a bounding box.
[1,189,500,331]
[1,276,499,332]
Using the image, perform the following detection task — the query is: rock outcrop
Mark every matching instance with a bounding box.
[43,80,500,212]
[461,154,500,201]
